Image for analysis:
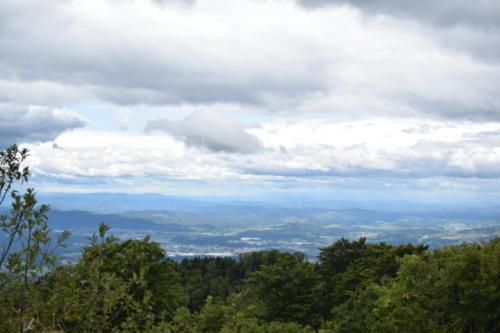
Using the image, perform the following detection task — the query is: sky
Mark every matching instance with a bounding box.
[1,0,500,202]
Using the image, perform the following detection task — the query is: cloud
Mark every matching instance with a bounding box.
[145,111,263,153]
[296,0,500,29]
[241,118,500,179]
[296,0,500,62]
[0,0,324,107]
[26,118,500,186]
[1,0,499,120]
[0,105,87,147]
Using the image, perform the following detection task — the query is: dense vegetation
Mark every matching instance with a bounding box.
[1,144,499,332]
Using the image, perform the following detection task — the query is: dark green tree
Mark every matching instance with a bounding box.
[246,253,324,328]
[371,239,500,333]
[318,238,427,318]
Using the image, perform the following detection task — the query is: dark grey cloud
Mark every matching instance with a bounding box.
[0,105,87,147]
[297,0,500,29]
[404,94,500,122]
[438,25,500,63]
[0,0,324,107]
[145,111,263,153]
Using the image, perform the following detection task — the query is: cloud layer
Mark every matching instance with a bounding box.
[24,118,500,198]
[297,0,500,63]
[297,0,500,28]
[1,0,499,120]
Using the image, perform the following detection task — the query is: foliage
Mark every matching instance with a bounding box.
[246,253,324,328]
[0,145,70,332]
[370,239,500,333]
[179,256,243,311]
[318,237,427,316]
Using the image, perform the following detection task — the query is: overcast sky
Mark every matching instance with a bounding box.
[1,0,500,202]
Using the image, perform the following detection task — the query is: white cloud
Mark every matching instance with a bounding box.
[246,118,500,179]
[25,119,500,195]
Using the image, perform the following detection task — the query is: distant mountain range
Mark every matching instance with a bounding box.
[38,192,500,213]
[14,193,496,261]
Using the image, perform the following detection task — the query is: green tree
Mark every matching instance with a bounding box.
[75,229,188,330]
[246,253,324,328]
[0,145,70,332]
[197,296,227,333]
[220,318,314,333]
[179,256,242,311]
[318,238,427,318]
[371,239,500,333]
